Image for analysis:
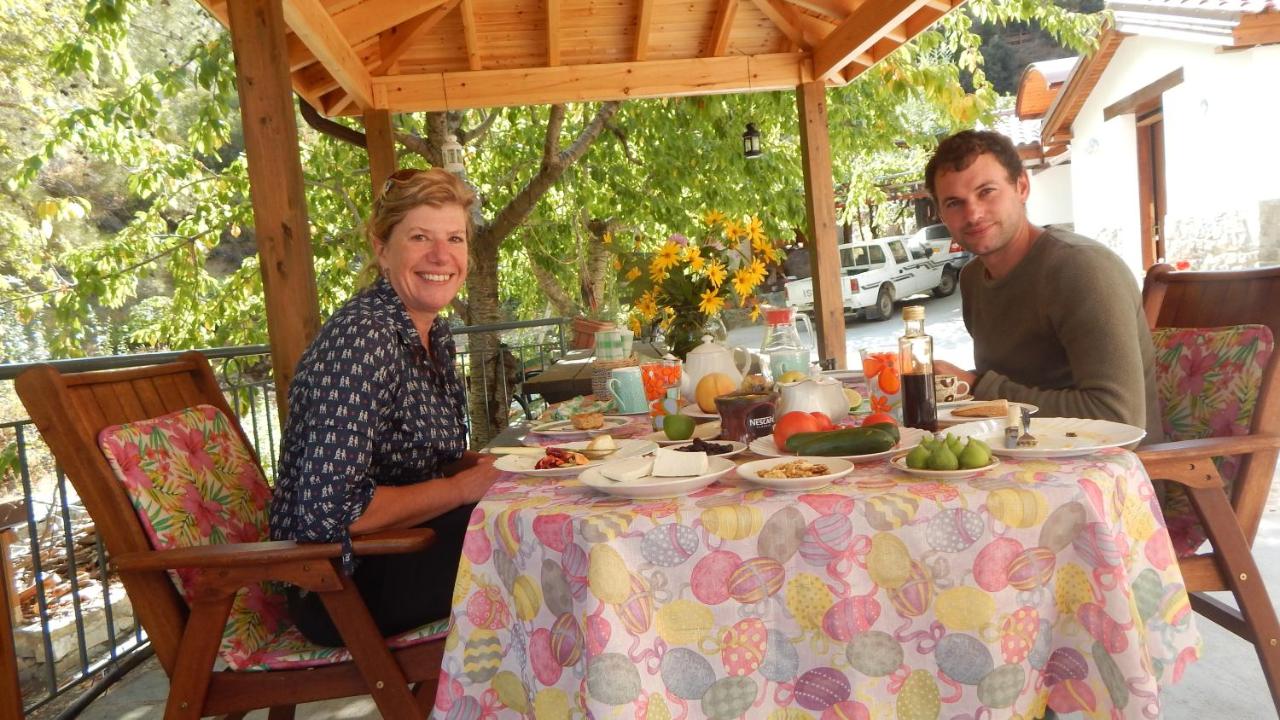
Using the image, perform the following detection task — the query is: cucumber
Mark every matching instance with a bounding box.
[787,427,896,456]
[862,422,900,443]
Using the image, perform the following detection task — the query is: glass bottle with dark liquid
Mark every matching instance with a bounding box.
[899,305,937,431]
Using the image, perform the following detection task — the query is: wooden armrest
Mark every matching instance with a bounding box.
[114,527,437,572]
[1138,434,1280,464]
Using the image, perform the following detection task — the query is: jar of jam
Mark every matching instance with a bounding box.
[714,391,778,444]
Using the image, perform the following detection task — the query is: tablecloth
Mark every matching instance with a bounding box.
[433,448,1200,719]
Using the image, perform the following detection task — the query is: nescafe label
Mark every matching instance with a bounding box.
[746,404,775,438]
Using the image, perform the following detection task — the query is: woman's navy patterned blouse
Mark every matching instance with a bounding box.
[269,277,468,570]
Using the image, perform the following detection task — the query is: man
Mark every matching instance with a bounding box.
[927,130,1161,440]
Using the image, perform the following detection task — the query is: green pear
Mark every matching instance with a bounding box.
[928,444,960,471]
[958,440,991,469]
[945,433,964,454]
[969,437,991,454]
[905,445,931,469]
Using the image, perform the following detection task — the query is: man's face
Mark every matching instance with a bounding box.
[933,153,1030,258]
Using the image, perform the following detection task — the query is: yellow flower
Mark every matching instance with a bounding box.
[703,209,726,226]
[682,245,701,263]
[749,303,762,322]
[747,258,768,285]
[731,267,758,297]
[625,266,641,282]
[628,316,641,334]
[706,259,727,288]
[654,241,681,272]
[698,288,725,316]
[602,231,613,245]
[689,253,706,273]
[612,257,622,271]
[746,216,766,244]
[649,261,669,284]
[723,219,744,242]
[636,289,659,320]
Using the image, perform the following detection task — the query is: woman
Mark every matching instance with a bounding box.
[270,168,499,646]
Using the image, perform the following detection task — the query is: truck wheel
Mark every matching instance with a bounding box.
[933,268,958,297]
[867,286,895,321]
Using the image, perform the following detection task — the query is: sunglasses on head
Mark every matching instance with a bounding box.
[380,168,429,197]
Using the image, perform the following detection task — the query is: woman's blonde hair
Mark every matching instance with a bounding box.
[360,168,477,286]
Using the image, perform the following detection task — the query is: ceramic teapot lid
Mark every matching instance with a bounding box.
[686,334,729,356]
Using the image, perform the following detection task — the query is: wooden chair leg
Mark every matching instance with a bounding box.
[413,679,439,714]
[318,579,420,719]
[0,529,22,720]
[164,596,235,720]
[266,706,296,720]
[1190,485,1280,714]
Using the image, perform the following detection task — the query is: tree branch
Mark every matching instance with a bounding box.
[542,105,566,163]
[604,120,640,164]
[458,110,499,146]
[396,131,432,163]
[483,101,622,248]
[522,246,581,317]
[297,97,366,148]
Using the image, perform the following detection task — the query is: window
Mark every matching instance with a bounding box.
[925,225,950,241]
[908,242,930,260]
[887,241,908,264]
[840,246,869,269]
[868,246,885,265]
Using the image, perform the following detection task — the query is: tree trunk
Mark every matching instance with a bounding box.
[580,218,613,316]
[464,225,510,447]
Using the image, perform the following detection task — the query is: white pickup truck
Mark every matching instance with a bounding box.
[783,234,959,321]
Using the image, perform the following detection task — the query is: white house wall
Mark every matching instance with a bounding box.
[1026,163,1074,228]
[1068,34,1280,274]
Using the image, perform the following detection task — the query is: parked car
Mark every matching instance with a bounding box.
[783,235,954,321]
[908,223,972,297]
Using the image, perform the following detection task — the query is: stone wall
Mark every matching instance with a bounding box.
[1165,201,1280,270]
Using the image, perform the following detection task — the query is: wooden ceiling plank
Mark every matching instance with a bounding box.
[922,0,952,11]
[708,0,740,57]
[547,0,561,66]
[812,0,932,80]
[377,0,461,73]
[283,0,375,109]
[286,0,449,72]
[459,0,482,70]
[635,0,655,61]
[783,0,850,21]
[904,5,945,36]
[376,52,812,111]
[750,0,809,49]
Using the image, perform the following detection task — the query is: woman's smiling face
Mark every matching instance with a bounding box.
[373,203,469,330]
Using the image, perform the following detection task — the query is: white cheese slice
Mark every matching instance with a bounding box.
[651,448,708,477]
[600,458,653,484]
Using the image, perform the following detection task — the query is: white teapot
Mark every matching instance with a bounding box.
[679,335,751,403]
[776,375,850,422]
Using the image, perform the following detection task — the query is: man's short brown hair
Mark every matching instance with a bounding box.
[924,130,1024,199]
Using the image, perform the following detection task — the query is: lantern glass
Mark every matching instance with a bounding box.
[742,123,762,159]
[443,134,465,174]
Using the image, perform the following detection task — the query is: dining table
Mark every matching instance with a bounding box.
[436,416,1201,719]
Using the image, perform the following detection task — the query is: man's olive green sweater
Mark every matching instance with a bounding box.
[961,228,1161,441]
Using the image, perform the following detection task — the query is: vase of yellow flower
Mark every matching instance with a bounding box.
[619,212,785,360]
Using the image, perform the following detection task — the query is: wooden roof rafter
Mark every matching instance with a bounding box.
[750,0,811,50]
[547,0,562,66]
[286,0,449,72]
[708,0,741,57]
[813,0,939,81]
[634,0,656,61]
[283,0,375,110]
[459,0,482,71]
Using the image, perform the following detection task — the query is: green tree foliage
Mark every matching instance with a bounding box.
[3,0,1102,367]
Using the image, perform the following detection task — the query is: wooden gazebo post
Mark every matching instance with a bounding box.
[226,0,321,414]
[364,109,398,196]
[796,80,845,369]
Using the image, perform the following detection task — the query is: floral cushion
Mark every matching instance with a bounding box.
[98,404,448,671]
[1152,325,1274,556]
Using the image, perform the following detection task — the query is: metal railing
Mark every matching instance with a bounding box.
[0,317,569,714]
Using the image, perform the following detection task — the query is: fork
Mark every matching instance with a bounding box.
[1017,407,1038,447]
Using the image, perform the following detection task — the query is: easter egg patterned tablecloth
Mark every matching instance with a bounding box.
[433,448,1200,719]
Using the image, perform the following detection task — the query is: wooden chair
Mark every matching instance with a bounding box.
[15,352,446,719]
[1139,262,1280,712]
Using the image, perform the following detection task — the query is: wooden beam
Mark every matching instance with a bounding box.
[813,0,932,80]
[377,1,460,75]
[708,0,740,57]
[787,0,852,20]
[1103,67,1183,121]
[364,109,397,199]
[286,0,447,71]
[547,0,561,66]
[0,529,21,720]
[459,0,482,71]
[1235,10,1280,46]
[283,0,375,109]
[796,80,844,369]
[375,53,812,112]
[226,0,321,412]
[750,0,809,49]
[635,0,655,61]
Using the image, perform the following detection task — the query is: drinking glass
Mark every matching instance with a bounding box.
[859,346,902,421]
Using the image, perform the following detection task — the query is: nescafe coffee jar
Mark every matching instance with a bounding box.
[715,391,778,444]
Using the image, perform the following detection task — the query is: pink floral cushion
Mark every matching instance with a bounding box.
[1152,325,1274,556]
[98,404,448,671]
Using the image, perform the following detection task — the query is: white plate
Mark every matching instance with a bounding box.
[679,405,720,420]
[530,416,631,436]
[937,400,1038,424]
[578,455,736,498]
[946,417,1146,458]
[736,456,855,491]
[643,421,722,445]
[888,453,1002,480]
[665,440,747,459]
[493,439,659,476]
[748,426,929,462]
[936,396,975,407]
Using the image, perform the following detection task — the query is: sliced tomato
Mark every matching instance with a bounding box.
[809,411,834,430]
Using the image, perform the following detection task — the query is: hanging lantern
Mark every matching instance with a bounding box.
[442,134,466,175]
[742,123,762,159]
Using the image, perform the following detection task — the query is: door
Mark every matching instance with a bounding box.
[1136,108,1167,269]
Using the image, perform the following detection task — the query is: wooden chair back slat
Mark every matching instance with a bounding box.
[1143,262,1280,543]
[15,354,247,676]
